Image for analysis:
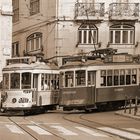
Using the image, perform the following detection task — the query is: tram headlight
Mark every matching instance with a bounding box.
[12,98,17,103]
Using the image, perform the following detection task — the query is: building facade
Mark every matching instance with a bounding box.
[12,0,140,66]
[0,0,12,81]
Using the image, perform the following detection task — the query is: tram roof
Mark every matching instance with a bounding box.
[3,61,59,71]
[60,59,104,69]
[60,59,139,69]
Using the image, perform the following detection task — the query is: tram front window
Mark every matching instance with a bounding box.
[11,73,20,89]
[22,73,31,89]
[3,73,9,89]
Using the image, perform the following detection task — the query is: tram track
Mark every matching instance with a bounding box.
[62,111,140,140]
[8,117,38,140]
[8,116,66,140]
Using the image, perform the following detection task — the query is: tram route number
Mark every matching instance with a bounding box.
[18,97,29,103]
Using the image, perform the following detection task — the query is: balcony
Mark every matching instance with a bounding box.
[109,3,139,21]
[75,3,105,21]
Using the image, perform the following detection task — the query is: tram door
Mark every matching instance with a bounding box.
[88,71,96,104]
[32,74,39,104]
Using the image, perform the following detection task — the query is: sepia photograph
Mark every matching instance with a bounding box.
[0,0,140,139]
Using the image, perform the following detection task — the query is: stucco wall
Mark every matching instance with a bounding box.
[0,0,12,81]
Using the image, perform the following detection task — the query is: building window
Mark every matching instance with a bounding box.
[26,32,42,52]
[12,0,19,23]
[12,42,19,57]
[30,0,40,15]
[78,24,98,45]
[110,24,134,45]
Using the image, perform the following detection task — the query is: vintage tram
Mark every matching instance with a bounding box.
[59,53,140,111]
[1,56,59,113]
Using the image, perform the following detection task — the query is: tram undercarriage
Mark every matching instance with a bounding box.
[0,104,58,115]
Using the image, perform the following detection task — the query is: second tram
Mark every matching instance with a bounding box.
[1,56,59,113]
[59,53,140,111]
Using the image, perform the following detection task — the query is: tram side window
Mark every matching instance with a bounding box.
[42,74,59,90]
[56,74,59,89]
[114,70,119,86]
[22,73,31,89]
[132,69,137,84]
[41,74,51,90]
[3,73,9,89]
[59,72,64,88]
[47,74,51,90]
[11,73,20,89]
[107,70,113,86]
[51,75,55,90]
[65,71,74,87]
[88,71,95,85]
[75,70,85,86]
[101,70,106,86]
[120,70,125,85]
[52,74,59,89]
[126,69,131,85]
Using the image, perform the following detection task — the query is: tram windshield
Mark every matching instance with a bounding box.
[3,73,9,89]
[22,72,31,89]
[3,72,32,89]
[11,73,20,89]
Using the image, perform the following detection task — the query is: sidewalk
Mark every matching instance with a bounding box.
[115,107,140,121]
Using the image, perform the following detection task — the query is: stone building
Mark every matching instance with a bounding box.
[0,0,12,81]
[12,0,140,66]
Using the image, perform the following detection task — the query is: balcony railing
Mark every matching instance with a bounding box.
[75,3,105,20]
[109,3,139,20]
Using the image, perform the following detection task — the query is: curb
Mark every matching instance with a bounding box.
[115,111,140,121]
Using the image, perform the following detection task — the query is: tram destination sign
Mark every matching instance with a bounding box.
[104,54,133,63]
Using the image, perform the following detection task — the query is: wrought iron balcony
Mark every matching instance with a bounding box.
[109,3,139,20]
[75,3,105,20]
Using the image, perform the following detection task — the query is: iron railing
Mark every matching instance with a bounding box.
[75,3,105,19]
[109,3,139,18]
